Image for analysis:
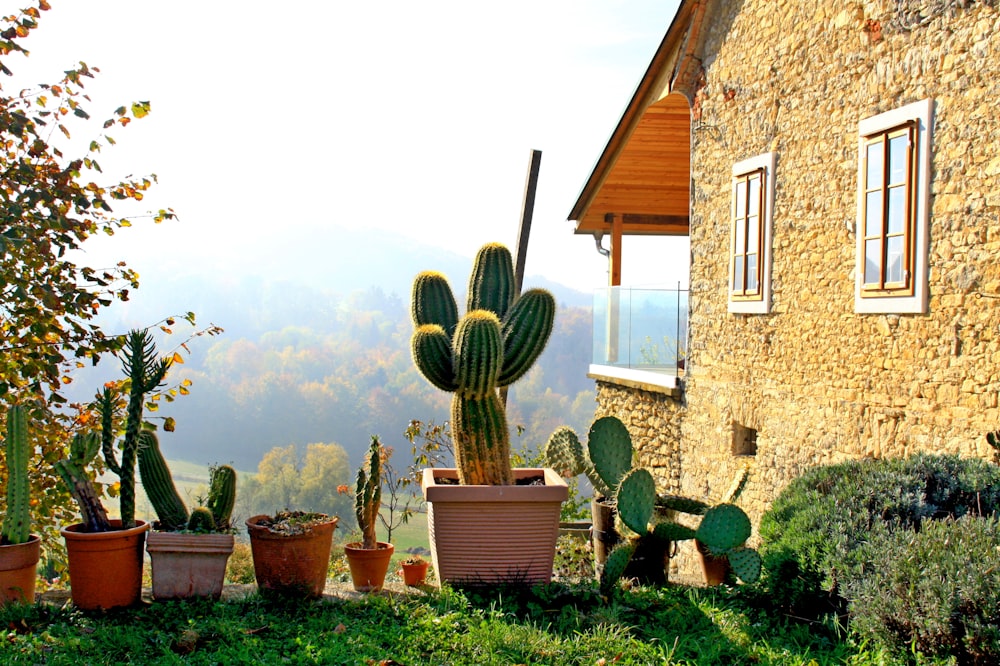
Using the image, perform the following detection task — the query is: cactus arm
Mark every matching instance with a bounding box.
[136,430,189,531]
[497,289,555,387]
[725,546,762,584]
[206,465,237,530]
[651,521,696,543]
[696,503,752,554]
[600,541,637,596]
[411,271,459,335]
[411,325,457,392]
[2,406,31,544]
[98,387,121,477]
[543,427,586,478]
[54,458,111,533]
[617,468,656,535]
[467,242,515,318]
[656,494,711,516]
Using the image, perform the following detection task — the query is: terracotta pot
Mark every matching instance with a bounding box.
[245,515,337,598]
[0,535,41,606]
[421,467,568,586]
[696,540,731,586]
[344,542,394,592]
[399,559,430,586]
[147,532,235,601]
[61,520,150,610]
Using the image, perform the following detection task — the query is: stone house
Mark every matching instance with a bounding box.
[567,0,1000,565]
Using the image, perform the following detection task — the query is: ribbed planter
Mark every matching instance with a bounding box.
[147,532,235,601]
[344,541,394,592]
[245,515,337,598]
[61,520,150,610]
[0,535,41,606]
[421,467,568,586]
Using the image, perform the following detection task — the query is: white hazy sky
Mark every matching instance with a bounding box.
[7,1,689,291]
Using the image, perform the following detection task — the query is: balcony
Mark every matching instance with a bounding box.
[590,285,688,392]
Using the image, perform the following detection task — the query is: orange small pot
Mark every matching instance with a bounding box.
[399,559,430,587]
[61,520,150,610]
[246,515,337,598]
[344,542,394,592]
[0,535,41,606]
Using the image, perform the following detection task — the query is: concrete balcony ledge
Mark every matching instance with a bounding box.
[588,364,683,397]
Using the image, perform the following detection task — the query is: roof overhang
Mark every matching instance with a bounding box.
[568,0,703,237]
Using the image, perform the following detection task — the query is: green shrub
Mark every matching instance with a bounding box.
[846,515,1000,663]
[758,453,1000,616]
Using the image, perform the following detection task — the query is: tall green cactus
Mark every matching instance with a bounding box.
[137,430,189,531]
[411,242,555,485]
[2,406,31,545]
[206,465,237,530]
[355,436,383,549]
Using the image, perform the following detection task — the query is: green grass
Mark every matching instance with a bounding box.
[0,580,916,665]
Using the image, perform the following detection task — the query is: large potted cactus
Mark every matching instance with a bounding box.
[140,431,238,601]
[55,328,168,610]
[343,436,395,592]
[0,405,42,606]
[411,242,568,586]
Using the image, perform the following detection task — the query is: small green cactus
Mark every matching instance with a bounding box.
[2,406,31,545]
[355,436,383,549]
[186,506,217,533]
[206,465,237,530]
[411,243,556,486]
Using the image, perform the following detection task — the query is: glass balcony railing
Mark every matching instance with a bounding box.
[592,285,689,376]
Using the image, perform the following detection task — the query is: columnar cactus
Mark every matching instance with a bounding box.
[102,328,171,530]
[2,406,31,545]
[54,430,111,533]
[411,243,556,485]
[355,436,383,549]
[137,430,237,533]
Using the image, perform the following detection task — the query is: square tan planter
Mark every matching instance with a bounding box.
[147,532,235,601]
[421,467,568,586]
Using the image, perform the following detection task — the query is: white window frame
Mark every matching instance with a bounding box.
[728,152,775,314]
[854,99,933,314]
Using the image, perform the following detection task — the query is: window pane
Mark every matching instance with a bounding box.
[748,175,761,215]
[886,236,904,283]
[889,133,908,185]
[865,191,882,237]
[734,218,745,253]
[747,215,759,250]
[864,239,881,285]
[888,186,906,235]
[866,142,883,190]
[735,180,746,218]
[747,254,758,291]
[733,256,744,291]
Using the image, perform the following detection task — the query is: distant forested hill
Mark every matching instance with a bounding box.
[68,231,597,472]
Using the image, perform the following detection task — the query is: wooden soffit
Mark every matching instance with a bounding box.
[568,0,703,237]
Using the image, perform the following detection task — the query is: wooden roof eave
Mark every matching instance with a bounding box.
[568,0,705,237]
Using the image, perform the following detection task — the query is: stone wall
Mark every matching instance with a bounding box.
[593,0,1000,577]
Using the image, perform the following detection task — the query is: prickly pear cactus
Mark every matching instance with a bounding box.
[726,547,762,584]
[411,243,555,485]
[656,494,710,516]
[588,416,633,496]
[600,541,637,596]
[651,521,696,543]
[616,468,656,535]
[543,426,586,478]
[696,503,752,554]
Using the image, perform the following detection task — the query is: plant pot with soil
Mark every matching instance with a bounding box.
[139,435,237,601]
[0,406,41,606]
[411,243,567,586]
[54,329,172,610]
[246,511,338,598]
[399,555,430,586]
[343,436,394,592]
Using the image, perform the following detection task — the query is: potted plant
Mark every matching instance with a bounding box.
[54,328,169,610]
[245,510,338,599]
[343,436,394,592]
[399,555,430,586]
[411,242,567,586]
[0,406,41,606]
[139,430,237,601]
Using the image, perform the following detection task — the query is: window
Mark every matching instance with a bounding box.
[732,423,757,456]
[728,152,775,314]
[855,99,933,314]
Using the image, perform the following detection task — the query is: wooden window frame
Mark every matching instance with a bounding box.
[854,99,933,315]
[728,152,775,315]
[731,168,765,301]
